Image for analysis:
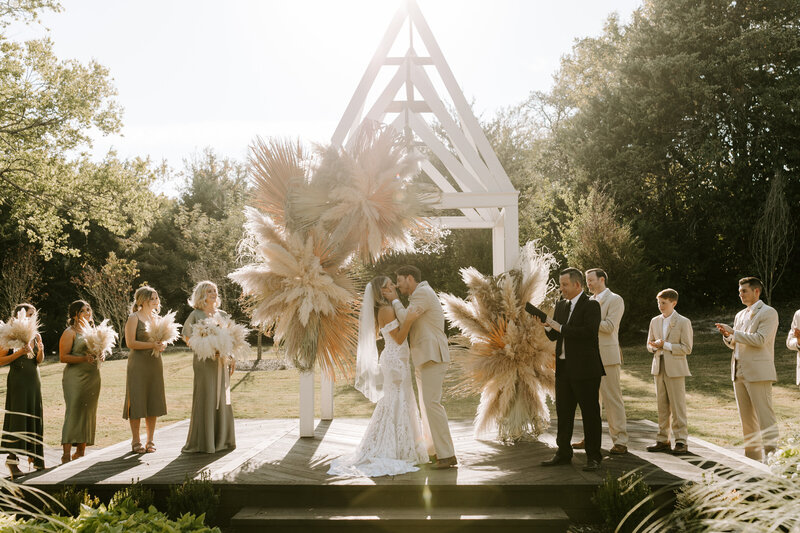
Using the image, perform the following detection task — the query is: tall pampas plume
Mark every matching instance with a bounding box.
[145,311,181,357]
[0,311,39,356]
[292,122,437,263]
[82,319,118,368]
[442,241,558,442]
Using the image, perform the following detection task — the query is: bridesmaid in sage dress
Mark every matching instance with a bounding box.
[182,280,236,453]
[0,303,45,478]
[123,286,167,454]
[58,300,101,463]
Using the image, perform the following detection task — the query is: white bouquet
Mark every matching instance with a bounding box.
[216,315,251,365]
[82,319,118,367]
[145,310,182,357]
[187,317,231,361]
[0,310,40,357]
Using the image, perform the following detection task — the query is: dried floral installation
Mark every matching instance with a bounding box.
[441,242,559,442]
[0,310,39,357]
[145,311,182,357]
[230,122,435,378]
[81,319,118,368]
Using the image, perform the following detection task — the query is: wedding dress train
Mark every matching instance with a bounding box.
[328,319,429,477]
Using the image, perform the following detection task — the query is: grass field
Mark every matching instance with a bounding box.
[1,322,798,450]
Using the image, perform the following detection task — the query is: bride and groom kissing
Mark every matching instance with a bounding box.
[328,265,457,477]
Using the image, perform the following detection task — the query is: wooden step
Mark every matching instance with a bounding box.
[230,505,569,533]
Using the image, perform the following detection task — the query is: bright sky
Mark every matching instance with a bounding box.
[10,0,642,187]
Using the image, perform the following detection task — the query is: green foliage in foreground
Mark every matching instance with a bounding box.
[166,471,221,524]
[108,480,155,513]
[46,486,100,517]
[0,504,220,532]
[592,471,654,533]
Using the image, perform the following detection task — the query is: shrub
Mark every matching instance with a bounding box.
[2,503,220,532]
[166,470,221,524]
[47,485,100,517]
[109,479,155,512]
[591,471,654,533]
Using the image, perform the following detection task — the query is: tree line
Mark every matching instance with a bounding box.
[1,0,798,349]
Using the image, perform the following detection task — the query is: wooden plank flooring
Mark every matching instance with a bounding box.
[16,417,767,489]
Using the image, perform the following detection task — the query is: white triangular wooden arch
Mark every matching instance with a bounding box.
[331,0,519,275]
[302,0,520,436]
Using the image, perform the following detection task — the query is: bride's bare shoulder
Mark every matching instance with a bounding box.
[377,305,397,326]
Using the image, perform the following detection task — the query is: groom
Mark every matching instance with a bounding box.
[383,265,457,469]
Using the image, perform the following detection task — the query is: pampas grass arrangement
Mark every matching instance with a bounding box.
[441,241,558,442]
[82,319,118,368]
[230,121,431,378]
[0,310,39,356]
[145,310,181,357]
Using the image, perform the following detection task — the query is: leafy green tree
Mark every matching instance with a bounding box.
[529,0,800,307]
[561,188,657,335]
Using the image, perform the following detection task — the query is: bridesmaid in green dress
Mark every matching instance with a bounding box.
[182,280,236,453]
[58,300,101,463]
[0,303,45,478]
[123,286,167,454]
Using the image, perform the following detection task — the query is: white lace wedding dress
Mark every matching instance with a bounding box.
[328,319,429,477]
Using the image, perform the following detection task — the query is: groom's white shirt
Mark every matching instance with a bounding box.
[392,281,450,367]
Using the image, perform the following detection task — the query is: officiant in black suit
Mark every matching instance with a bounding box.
[540,267,605,471]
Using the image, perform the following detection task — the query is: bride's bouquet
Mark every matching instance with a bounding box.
[0,310,40,357]
[82,319,118,368]
[145,310,182,357]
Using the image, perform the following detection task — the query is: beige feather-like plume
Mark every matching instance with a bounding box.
[82,319,118,368]
[0,311,39,355]
[145,311,181,357]
[443,243,558,442]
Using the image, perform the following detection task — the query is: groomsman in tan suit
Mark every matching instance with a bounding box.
[572,268,628,454]
[786,308,800,386]
[715,277,779,461]
[384,265,457,469]
[646,289,693,455]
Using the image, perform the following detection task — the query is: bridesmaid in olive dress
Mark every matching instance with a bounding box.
[182,280,236,453]
[123,286,167,454]
[58,300,101,463]
[0,303,45,478]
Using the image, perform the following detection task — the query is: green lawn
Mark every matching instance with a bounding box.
[0,347,479,448]
[1,326,797,450]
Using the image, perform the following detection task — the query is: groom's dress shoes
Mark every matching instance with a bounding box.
[582,458,602,472]
[541,453,571,467]
[430,456,458,469]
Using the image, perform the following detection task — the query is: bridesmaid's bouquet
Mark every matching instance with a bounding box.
[145,310,182,357]
[0,310,40,357]
[216,315,251,365]
[187,315,250,364]
[187,317,232,361]
[82,319,118,367]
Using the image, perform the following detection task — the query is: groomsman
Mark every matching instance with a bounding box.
[646,289,693,454]
[572,268,628,454]
[786,308,800,386]
[540,268,605,472]
[715,277,779,461]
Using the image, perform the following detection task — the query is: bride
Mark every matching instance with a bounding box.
[328,276,429,477]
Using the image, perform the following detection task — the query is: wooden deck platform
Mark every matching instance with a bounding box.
[15,418,769,531]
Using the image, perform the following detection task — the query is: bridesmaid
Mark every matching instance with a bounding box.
[182,280,236,453]
[58,300,101,463]
[123,286,167,454]
[0,303,45,478]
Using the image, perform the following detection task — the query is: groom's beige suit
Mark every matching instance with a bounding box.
[393,281,456,459]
